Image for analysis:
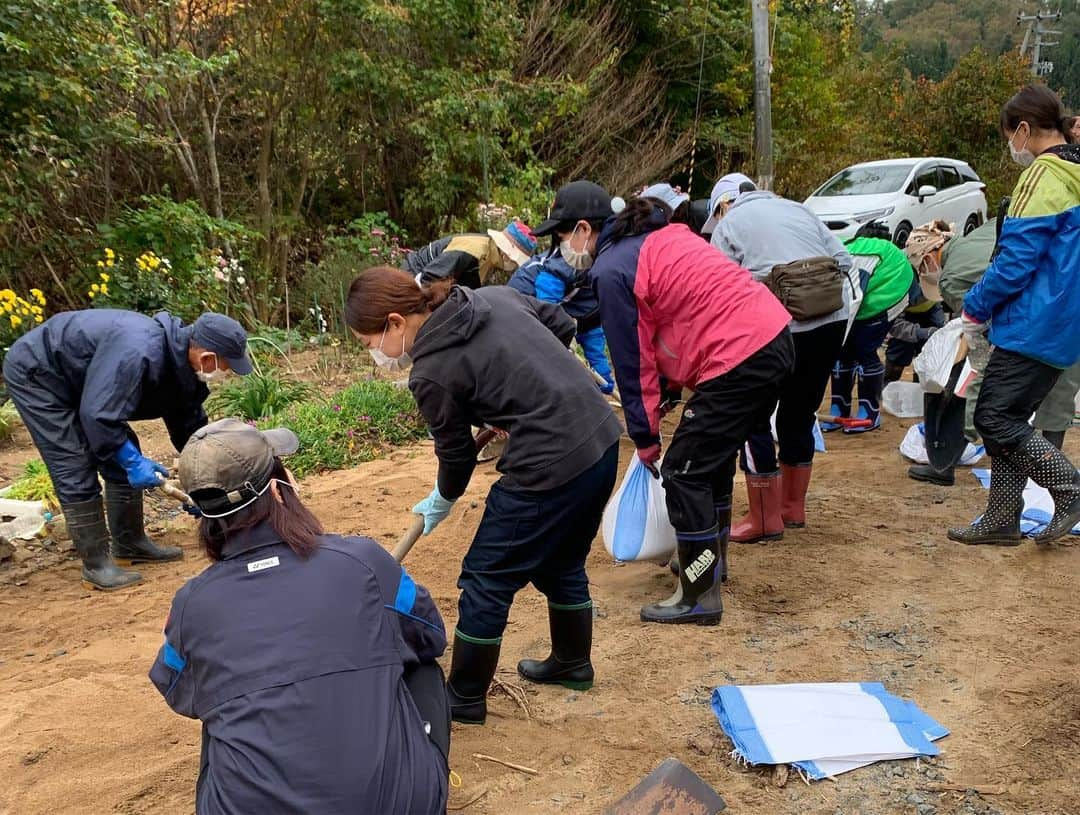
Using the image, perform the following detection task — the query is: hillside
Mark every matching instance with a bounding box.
[861,0,1080,100]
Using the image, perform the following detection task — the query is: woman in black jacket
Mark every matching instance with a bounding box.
[345,267,621,725]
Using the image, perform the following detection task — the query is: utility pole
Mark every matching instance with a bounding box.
[751,0,773,191]
[1018,2,1063,77]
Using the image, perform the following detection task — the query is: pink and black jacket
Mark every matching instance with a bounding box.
[590,213,792,449]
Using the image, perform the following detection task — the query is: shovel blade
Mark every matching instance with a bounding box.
[605,757,725,815]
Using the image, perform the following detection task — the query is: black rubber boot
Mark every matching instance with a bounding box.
[908,463,955,486]
[1042,429,1066,450]
[823,364,855,430]
[640,529,724,625]
[517,605,594,690]
[445,633,501,725]
[63,497,142,591]
[105,481,183,566]
[947,457,1024,546]
[1014,433,1080,544]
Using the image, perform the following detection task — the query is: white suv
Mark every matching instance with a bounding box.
[804,158,988,246]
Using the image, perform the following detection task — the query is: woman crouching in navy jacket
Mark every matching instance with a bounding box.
[150,419,450,815]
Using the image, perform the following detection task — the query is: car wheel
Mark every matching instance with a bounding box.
[893,221,913,248]
[963,214,980,235]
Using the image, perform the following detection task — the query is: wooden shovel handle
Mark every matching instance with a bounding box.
[392,515,426,563]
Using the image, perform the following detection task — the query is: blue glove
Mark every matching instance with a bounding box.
[412,487,455,536]
[183,504,203,519]
[114,440,170,490]
[597,375,615,395]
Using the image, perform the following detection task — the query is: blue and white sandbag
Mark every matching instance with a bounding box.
[601,456,677,562]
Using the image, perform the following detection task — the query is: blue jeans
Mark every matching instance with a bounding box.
[456,442,619,642]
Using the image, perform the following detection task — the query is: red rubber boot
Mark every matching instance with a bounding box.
[780,463,812,529]
[730,472,785,543]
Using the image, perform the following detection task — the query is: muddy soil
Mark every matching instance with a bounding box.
[1,418,1077,815]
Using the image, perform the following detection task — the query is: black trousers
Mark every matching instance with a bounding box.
[663,330,795,537]
[743,320,845,472]
[404,662,451,765]
[885,303,946,367]
[974,347,1062,458]
[456,442,618,642]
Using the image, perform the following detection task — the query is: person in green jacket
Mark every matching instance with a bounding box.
[823,221,917,433]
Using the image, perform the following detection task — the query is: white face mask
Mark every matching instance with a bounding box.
[199,478,295,519]
[196,355,229,384]
[369,322,411,372]
[1008,124,1035,168]
[560,225,594,271]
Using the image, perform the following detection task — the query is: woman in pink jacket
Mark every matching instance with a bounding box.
[540,189,794,625]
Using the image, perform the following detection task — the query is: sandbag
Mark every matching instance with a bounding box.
[601,456,677,562]
[912,318,964,393]
[899,423,984,467]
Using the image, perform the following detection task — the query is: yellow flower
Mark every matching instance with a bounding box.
[2,302,11,313]
[100,284,109,295]
[105,247,115,259]
[99,273,110,283]
[10,315,21,328]
[0,289,15,302]
[97,260,105,269]
[35,315,43,323]
[91,284,100,294]
[29,288,42,299]
[105,259,114,268]
[87,290,96,300]
[31,306,42,315]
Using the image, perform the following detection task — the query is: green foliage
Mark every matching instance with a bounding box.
[262,380,427,478]
[297,213,408,331]
[0,401,21,443]
[6,459,58,510]
[206,372,313,422]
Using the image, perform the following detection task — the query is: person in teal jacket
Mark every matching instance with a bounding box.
[950,84,1080,547]
[824,221,916,434]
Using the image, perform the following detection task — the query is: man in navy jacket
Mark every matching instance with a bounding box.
[3,309,252,590]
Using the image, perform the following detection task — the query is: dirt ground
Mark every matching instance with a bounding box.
[1,415,1078,815]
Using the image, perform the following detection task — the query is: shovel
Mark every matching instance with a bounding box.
[604,757,726,815]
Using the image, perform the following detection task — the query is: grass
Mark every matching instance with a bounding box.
[260,379,427,478]
[206,371,314,421]
[5,459,58,511]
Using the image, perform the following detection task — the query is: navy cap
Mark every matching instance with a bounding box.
[192,313,254,376]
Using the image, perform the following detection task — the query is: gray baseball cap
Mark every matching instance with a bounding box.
[192,313,254,375]
[180,419,299,515]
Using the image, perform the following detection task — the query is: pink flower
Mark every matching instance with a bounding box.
[371,228,385,237]
[346,430,354,438]
[214,269,227,282]
[333,404,342,412]
[217,257,228,268]
[359,415,371,422]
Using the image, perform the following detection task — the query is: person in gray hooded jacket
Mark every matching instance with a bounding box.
[711,186,856,542]
[345,267,621,726]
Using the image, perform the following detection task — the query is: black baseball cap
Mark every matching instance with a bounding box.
[192,313,254,375]
[533,180,614,237]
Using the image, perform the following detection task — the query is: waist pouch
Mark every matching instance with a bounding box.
[765,256,844,321]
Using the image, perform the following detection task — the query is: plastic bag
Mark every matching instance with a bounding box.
[912,319,964,394]
[601,456,677,562]
[881,381,924,418]
[899,423,984,466]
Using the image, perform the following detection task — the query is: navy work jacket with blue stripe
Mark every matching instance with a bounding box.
[149,522,448,814]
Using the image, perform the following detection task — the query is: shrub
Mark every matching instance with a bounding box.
[262,379,427,478]
[206,371,313,422]
[297,213,408,336]
[0,401,21,443]
[0,287,47,363]
[6,460,58,511]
